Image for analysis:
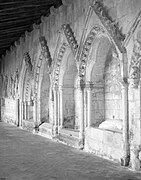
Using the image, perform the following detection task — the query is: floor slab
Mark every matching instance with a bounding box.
[0,122,141,180]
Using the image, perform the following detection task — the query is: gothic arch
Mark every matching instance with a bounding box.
[37,57,51,124]
[52,40,79,129]
[81,25,122,128]
[53,42,68,86]
[79,25,111,78]
[18,52,35,127]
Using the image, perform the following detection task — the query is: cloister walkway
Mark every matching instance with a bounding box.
[0,122,141,180]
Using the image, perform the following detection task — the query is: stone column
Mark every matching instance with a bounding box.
[16,99,20,126]
[77,77,85,149]
[59,86,63,128]
[33,98,37,126]
[86,82,92,128]
[37,98,41,124]
[121,83,130,166]
[24,102,27,120]
[53,84,58,136]
[119,51,130,166]
[27,101,30,121]
[19,100,23,127]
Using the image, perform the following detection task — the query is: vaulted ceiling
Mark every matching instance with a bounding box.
[0,0,62,58]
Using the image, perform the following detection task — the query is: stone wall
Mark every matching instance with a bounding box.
[40,64,50,123]
[0,0,141,170]
[0,0,141,126]
[104,51,122,122]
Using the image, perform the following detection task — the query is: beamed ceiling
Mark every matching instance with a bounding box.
[0,0,62,58]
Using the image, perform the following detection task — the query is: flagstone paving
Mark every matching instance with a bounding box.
[0,122,141,180]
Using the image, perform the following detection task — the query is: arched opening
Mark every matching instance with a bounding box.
[87,36,122,131]
[85,35,123,160]
[21,69,35,131]
[23,70,33,122]
[40,63,50,123]
[61,51,77,129]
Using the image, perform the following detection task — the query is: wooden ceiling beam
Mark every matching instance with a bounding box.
[0,5,51,16]
[0,3,54,13]
[0,0,62,56]
[0,0,56,6]
[0,10,49,23]
[0,25,30,34]
[0,38,20,44]
[0,16,44,30]
[0,23,31,30]
[0,8,48,17]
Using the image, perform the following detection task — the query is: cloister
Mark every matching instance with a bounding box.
[0,0,141,171]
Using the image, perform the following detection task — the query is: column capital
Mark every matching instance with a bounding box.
[76,76,85,89]
[85,81,93,90]
[58,85,63,91]
[53,84,58,91]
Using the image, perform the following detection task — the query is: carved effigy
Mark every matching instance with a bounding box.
[62,24,78,56]
[129,31,141,88]
[24,52,33,78]
[92,0,125,52]
[39,36,52,68]
[54,43,68,85]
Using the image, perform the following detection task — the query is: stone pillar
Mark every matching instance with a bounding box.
[16,99,20,126]
[58,87,60,129]
[121,83,130,166]
[37,98,41,124]
[53,84,58,136]
[77,77,85,149]
[33,98,37,125]
[19,100,23,127]
[83,87,87,128]
[59,86,63,128]
[24,102,27,120]
[27,101,30,121]
[86,82,92,128]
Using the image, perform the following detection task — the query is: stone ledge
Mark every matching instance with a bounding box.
[58,128,79,148]
[38,122,53,139]
[85,127,123,162]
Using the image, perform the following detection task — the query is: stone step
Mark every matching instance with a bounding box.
[58,128,79,148]
[38,123,52,139]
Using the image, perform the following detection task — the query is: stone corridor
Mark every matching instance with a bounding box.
[0,122,141,180]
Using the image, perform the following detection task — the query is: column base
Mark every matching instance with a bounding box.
[52,125,58,137]
[79,132,85,150]
[120,155,130,166]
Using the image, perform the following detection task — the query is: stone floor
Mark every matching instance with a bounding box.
[0,122,141,180]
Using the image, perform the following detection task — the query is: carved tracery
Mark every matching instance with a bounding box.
[24,52,33,78]
[62,24,78,56]
[54,43,68,85]
[92,0,125,52]
[79,26,104,77]
[129,30,141,88]
[39,36,52,68]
